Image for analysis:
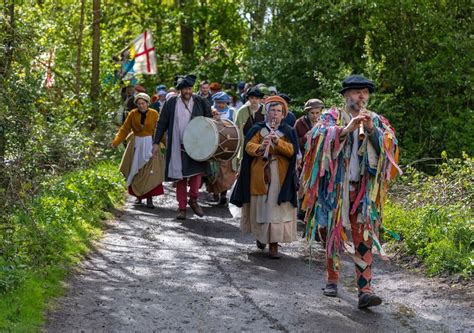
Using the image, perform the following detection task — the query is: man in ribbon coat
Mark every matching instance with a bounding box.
[300,75,401,308]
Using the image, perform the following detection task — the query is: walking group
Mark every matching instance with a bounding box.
[111,74,401,309]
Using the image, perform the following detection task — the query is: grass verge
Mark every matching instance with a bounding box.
[383,153,473,277]
[0,161,124,332]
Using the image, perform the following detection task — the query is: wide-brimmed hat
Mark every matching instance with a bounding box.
[246,86,264,98]
[134,92,151,104]
[264,95,289,117]
[175,74,196,89]
[304,98,324,112]
[258,85,271,96]
[339,75,375,94]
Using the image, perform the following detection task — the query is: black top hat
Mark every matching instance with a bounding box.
[339,75,375,94]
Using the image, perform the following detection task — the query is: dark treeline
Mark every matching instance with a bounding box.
[0,0,472,210]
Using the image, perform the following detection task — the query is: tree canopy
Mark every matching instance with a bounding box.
[0,0,472,199]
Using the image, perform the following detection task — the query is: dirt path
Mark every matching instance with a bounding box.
[44,186,473,332]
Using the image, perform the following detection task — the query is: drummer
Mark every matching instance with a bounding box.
[152,74,212,220]
[207,91,238,206]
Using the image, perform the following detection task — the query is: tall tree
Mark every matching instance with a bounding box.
[197,0,207,50]
[0,0,14,79]
[90,0,101,105]
[177,0,194,62]
[246,0,268,42]
[75,0,85,99]
[0,0,15,165]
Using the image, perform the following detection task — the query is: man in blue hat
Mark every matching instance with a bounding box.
[299,74,402,309]
[152,74,212,220]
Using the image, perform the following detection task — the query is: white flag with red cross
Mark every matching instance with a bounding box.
[129,29,157,75]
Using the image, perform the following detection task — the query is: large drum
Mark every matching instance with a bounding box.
[183,117,241,161]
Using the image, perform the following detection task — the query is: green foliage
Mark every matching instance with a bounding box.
[384,153,473,276]
[241,0,473,165]
[0,161,124,331]
[0,0,470,304]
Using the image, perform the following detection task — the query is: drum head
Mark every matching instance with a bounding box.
[183,117,218,161]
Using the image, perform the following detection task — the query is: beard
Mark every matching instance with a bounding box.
[181,91,193,101]
[346,96,367,111]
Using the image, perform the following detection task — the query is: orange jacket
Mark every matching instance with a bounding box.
[112,108,159,147]
[245,130,294,195]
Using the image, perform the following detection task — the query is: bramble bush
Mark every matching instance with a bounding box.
[0,161,124,331]
[384,152,473,276]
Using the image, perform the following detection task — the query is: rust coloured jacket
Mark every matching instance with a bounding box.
[245,128,295,195]
[113,108,159,146]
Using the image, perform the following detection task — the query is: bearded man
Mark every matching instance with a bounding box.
[152,74,212,220]
[299,75,401,308]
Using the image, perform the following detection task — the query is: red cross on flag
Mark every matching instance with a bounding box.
[130,29,157,75]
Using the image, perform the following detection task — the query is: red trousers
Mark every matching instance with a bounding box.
[176,175,201,210]
[320,193,373,294]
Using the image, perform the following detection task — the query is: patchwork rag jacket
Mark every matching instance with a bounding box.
[299,106,402,258]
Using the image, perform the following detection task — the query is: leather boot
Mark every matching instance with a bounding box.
[176,209,186,220]
[269,242,280,259]
[188,199,204,217]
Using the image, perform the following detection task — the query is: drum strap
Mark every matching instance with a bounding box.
[183,100,193,115]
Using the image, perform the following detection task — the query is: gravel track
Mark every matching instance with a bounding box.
[44,186,473,332]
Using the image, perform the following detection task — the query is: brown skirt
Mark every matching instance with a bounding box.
[206,160,237,194]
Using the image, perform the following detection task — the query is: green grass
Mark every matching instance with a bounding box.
[384,202,473,276]
[383,153,473,277]
[0,268,66,332]
[0,161,124,332]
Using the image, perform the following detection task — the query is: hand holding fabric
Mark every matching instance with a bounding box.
[152,144,161,157]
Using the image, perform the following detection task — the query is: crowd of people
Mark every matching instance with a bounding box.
[112,74,401,309]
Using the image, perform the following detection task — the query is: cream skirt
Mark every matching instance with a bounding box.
[240,159,297,244]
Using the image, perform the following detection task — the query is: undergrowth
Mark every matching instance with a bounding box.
[0,161,124,332]
[383,152,473,277]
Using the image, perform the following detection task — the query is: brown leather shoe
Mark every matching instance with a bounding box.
[269,242,281,259]
[188,199,204,217]
[256,240,266,250]
[176,209,186,220]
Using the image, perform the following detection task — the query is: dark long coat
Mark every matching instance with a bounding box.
[154,94,212,181]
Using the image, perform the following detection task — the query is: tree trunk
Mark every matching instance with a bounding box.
[0,0,15,79]
[75,0,85,99]
[198,0,207,50]
[249,0,268,42]
[177,0,194,59]
[90,0,101,105]
[155,0,163,44]
[0,0,15,165]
